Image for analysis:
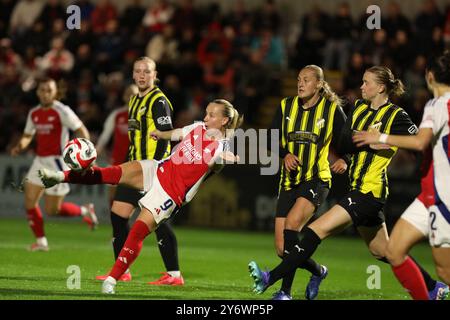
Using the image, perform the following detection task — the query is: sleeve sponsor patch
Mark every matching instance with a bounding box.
[157,116,172,126]
[408,124,419,134]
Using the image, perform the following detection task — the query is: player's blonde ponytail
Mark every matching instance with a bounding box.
[303,65,343,107]
[213,99,244,138]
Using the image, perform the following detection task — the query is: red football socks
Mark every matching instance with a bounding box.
[26,207,45,238]
[109,220,150,280]
[58,202,82,217]
[392,256,429,300]
[64,166,122,185]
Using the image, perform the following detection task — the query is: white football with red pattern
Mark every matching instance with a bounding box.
[63,138,97,171]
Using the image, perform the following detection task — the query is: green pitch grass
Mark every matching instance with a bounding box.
[0,218,437,300]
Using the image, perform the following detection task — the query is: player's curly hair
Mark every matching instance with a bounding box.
[366,66,405,97]
[303,65,344,107]
[426,50,450,86]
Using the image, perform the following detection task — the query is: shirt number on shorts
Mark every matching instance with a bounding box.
[430,211,437,231]
[160,199,174,211]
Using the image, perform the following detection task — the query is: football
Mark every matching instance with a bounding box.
[63,138,97,171]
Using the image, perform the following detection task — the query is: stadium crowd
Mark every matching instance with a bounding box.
[0,0,449,154]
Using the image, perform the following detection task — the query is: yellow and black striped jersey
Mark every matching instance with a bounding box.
[128,86,173,161]
[341,99,418,200]
[271,95,347,192]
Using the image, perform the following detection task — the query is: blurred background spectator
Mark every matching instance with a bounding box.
[0,0,449,155]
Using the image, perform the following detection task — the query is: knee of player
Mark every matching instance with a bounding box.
[47,209,59,216]
[44,205,59,215]
[384,243,405,266]
[368,244,387,260]
[436,266,450,285]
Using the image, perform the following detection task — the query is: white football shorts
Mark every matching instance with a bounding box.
[400,198,429,237]
[138,160,177,224]
[26,155,70,196]
[428,204,450,248]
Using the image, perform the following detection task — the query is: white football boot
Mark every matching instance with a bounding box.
[102,276,117,294]
[38,168,64,188]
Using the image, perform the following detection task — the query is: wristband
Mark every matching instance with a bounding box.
[379,133,388,144]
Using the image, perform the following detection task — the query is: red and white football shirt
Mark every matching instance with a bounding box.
[419,94,450,218]
[97,106,129,165]
[24,101,83,156]
[156,122,229,206]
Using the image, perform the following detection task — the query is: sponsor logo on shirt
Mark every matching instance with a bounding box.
[180,140,202,162]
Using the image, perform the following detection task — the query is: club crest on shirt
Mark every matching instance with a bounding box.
[369,121,382,131]
[316,118,325,129]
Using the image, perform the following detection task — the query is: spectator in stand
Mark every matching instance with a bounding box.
[74,0,94,21]
[163,74,189,121]
[178,27,199,55]
[382,1,411,39]
[0,38,22,72]
[91,0,118,34]
[36,0,66,31]
[197,22,231,66]
[253,0,281,34]
[0,0,16,38]
[428,26,445,57]
[21,21,49,57]
[203,51,234,96]
[21,45,39,82]
[224,0,252,33]
[170,0,201,34]
[234,51,270,124]
[48,18,70,43]
[120,0,145,35]
[39,37,74,80]
[292,5,328,69]
[142,0,174,34]
[146,23,179,65]
[231,20,254,64]
[361,28,389,66]
[345,52,367,92]
[251,27,285,69]
[95,19,124,74]
[444,8,450,49]
[390,30,415,73]
[414,0,445,54]
[9,0,44,37]
[404,55,428,101]
[66,20,95,54]
[0,64,23,117]
[177,50,203,91]
[323,2,355,72]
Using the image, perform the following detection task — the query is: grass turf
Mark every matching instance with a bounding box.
[0,217,437,300]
